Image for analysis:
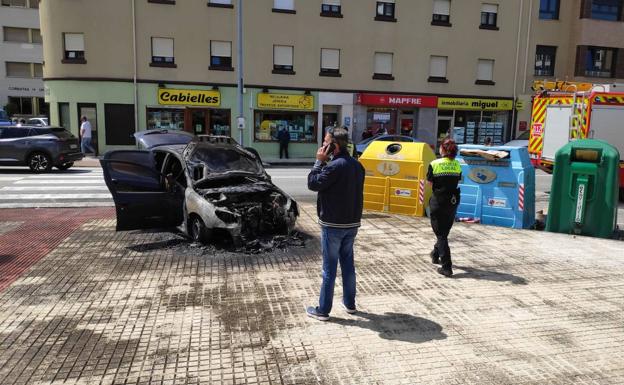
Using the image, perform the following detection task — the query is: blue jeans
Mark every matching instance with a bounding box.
[318,226,359,315]
[81,137,95,154]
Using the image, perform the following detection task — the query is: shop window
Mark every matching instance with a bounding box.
[432,0,451,26]
[210,109,231,136]
[321,0,342,17]
[151,37,176,67]
[428,55,448,82]
[367,109,397,135]
[254,111,317,143]
[105,104,136,146]
[273,0,295,14]
[480,3,499,30]
[147,108,185,130]
[583,46,616,78]
[1,0,26,7]
[33,63,43,78]
[5,62,31,78]
[8,96,33,115]
[63,33,86,63]
[31,28,42,44]
[320,48,340,76]
[373,52,394,80]
[590,0,622,20]
[375,0,396,22]
[3,27,29,43]
[210,41,233,70]
[58,103,70,130]
[476,59,495,85]
[36,97,48,117]
[273,45,295,74]
[539,0,559,19]
[208,0,233,8]
[535,45,556,76]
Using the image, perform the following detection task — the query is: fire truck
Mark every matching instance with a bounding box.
[528,80,624,200]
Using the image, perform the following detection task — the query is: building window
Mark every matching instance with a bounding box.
[63,33,85,63]
[210,41,233,70]
[273,45,295,74]
[3,27,29,43]
[321,0,342,17]
[208,0,233,8]
[8,96,33,115]
[539,0,559,19]
[254,111,317,143]
[585,47,616,77]
[535,45,556,76]
[151,37,176,67]
[5,62,32,78]
[375,1,396,22]
[590,0,622,21]
[432,0,451,25]
[480,3,499,29]
[476,59,495,85]
[31,29,41,44]
[33,63,43,78]
[428,55,448,82]
[320,48,340,76]
[1,0,26,7]
[147,108,185,130]
[373,52,394,80]
[273,0,295,13]
[147,0,176,4]
[29,0,38,8]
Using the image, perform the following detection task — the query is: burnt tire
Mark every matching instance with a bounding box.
[189,216,211,244]
[56,162,74,171]
[28,152,52,173]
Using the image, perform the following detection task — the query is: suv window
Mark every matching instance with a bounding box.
[30,127,73,139]
[0,127,29,139]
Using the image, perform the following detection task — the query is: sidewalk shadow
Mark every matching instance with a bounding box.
[452,266,527,285]
[0,255,16,264]
[331,312,446,343]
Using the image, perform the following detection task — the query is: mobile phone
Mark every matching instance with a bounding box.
[327,142,336,153]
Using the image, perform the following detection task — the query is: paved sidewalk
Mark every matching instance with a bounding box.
[0,204,623,384]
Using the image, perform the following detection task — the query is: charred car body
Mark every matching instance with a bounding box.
[101,130,298,244]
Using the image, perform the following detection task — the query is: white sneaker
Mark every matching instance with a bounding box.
[341,303,357,314]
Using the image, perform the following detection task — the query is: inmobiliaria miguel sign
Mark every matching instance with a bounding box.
[356,93,438,108]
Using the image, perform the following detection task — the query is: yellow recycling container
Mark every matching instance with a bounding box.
[359,141,436,216]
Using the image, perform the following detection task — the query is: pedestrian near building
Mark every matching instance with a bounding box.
[428,138,462,277]
[277,127,290,159]
[306,127,365,321]
[80,116,95,155]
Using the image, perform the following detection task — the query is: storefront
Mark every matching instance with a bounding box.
[147,88,231,136]
[353,93,438,144]
[252,91,319,158]
[437,97,513,149]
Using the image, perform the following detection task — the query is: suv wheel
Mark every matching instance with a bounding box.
[189,216,211,244]
[28,152,52,173]
[56,162,74,171]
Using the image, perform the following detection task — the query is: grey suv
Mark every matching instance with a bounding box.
[0,125,83,172]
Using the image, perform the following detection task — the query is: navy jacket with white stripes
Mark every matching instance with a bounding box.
[307,150,365,229]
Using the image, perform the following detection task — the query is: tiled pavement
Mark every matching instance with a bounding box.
[0,204,623,384]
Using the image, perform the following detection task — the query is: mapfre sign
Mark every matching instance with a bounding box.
[356,93,438,108]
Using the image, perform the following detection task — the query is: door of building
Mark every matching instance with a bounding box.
[78,103,98,155]
[185,108,209,134]
[436,116,452,153]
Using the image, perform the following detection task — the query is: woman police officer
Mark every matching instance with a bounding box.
[427,138,462,277]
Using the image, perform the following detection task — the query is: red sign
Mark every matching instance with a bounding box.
[519,121,527,131]
[357,93,437,108]
[532,123,543,137]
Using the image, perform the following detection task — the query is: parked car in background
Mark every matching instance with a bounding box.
[26,117,49,127]
[356,134,420,156]
[504,130,530,148]
[0,126,83,172]
[101,130,298,245]
[0,109,10,126]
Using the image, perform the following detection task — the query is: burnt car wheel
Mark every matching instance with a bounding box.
[28,152,52,173]
[189,216,211,244]
[56,162,74,171]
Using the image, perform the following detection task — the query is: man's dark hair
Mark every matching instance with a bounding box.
[328,127,349,150]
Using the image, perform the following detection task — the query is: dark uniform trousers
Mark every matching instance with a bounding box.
[429,193,459,270]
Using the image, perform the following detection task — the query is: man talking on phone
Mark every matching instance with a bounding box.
[306,127,365,321]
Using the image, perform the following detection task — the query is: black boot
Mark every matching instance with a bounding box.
[430,250,440,264]
[437,267,453,277]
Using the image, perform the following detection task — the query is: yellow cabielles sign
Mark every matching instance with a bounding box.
[257,93,314,110]
[438,97,513,111]
[158,88,221,106]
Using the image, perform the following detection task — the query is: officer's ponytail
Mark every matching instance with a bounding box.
[440,138,458,159]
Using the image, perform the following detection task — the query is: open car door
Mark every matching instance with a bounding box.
[100,150,184,231]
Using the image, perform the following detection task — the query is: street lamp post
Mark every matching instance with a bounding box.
[236,0,245,145]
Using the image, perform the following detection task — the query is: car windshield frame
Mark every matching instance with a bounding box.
[187,143,265,181]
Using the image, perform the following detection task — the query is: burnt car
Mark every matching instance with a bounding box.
[100,130,298,244]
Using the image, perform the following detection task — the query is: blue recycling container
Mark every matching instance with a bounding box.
[455,145,535,229]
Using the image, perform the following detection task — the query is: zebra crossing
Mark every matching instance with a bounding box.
[0,167,113,208]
